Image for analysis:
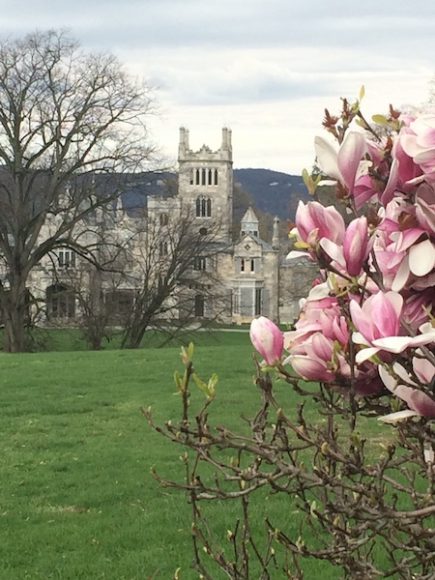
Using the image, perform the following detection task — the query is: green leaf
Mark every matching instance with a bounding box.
[174,370,183,392]
[302,168,316,195]
[372,114,388,126]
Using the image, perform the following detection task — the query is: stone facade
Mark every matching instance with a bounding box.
[22,127,317,327]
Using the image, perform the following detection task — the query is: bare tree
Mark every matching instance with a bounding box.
[0,30,154,351]
[119,209,230,349]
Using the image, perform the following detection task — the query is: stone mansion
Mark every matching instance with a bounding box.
[27,127,316,326]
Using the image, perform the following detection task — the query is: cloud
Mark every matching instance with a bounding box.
[1,0,435,172]
[3,0,435,55]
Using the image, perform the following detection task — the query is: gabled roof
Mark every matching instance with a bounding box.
[241,206,259,224]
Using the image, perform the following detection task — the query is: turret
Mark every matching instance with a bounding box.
[272,216,280,249]
[221,127,232,152]
[240,207,259,238]
[178,127,190,159]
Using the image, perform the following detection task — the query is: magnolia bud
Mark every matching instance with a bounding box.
[249,316,284,366]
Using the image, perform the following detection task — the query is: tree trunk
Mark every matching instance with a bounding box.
[3,290,28,353]
[121,318,148,349]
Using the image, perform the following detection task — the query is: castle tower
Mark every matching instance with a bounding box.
[177,127,233,244]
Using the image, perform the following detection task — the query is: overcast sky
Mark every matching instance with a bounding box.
[1,0,435,173]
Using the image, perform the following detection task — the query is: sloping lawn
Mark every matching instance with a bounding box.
[0,334,381,578]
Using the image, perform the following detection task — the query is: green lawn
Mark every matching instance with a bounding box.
[0,333,390,579]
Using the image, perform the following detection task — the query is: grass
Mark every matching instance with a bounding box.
[0,326,251,353]
[0,332,396,579]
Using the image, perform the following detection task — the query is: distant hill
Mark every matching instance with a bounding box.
[234,168,309,222]
[119,168,309,222]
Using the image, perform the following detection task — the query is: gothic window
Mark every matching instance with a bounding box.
[160,213,169,226]
[255,288,262,316]
[194,294,205,317]
[193,256,207,271]
[199,227,208,235]
[46,284,75,320]
[190,169,194,185]
[214,169,218,185]
[251,259,255,272]
[195,169,200,185]
[208,169,213,185]
[58,249,76,268]
[201,168,206,185]
[196,196,211,217]
[159,241,169,256]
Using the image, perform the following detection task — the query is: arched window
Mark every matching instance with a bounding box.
[196,196,211,217]
[208,169,213,185]
[46,284,75,320]
[196,169,200,185]
[201,168,206,185]
[160,213,169,226]
[214,169,218,185]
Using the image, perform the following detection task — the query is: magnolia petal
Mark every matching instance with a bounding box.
[391,256,410,292]
[306,283,330,301]
[408,390,435,417]
[378,409,419,424]
[378,365,397,391]
[319,238,345,266]
[373,331,435,353]
[314,136,342,182]
[386,291,404,319]
[338,131,366,191]
[381,158,399,205]
[352,331,371,346]
[409,239,435,276]
[355,346,380,364]
[372,336,414,353]
[413,355,435,384]
[349,302,373,343]
[394,228,424,253]
[318,179,338,187]
[286,250,311,261]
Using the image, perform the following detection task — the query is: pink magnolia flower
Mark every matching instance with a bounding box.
[378,361,435,423]
[351,291,435,363]
[321,216,372,276]
[284,291,349,352]
[374,198,435,292]
[350,291,402,344]
[250,316,284,366]
[285,333,341,383]
[400,115,435,181]
[315,131,367,192]
[295,201,345,247]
